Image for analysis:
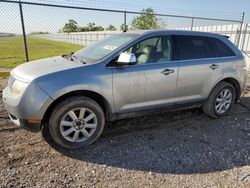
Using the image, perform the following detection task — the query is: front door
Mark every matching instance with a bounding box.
[111,35,178,113]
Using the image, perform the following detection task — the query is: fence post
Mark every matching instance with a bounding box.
[124,10,127,32]
[241,24,248,51]
[19,0,29,62]
[191,17,194,31]
[236,12,245,48]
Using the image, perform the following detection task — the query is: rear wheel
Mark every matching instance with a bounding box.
[203,82,235,118]
[49,96,105,149]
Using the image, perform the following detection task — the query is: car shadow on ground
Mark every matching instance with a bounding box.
[43,96,250,175]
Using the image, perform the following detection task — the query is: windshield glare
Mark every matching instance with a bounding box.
[74,34,136,63]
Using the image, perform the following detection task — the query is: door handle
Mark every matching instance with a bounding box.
[161,68,174,75]
[209,64,220,70]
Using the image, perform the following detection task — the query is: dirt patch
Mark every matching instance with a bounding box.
[0,77,250,187]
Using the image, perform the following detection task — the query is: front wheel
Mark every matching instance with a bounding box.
[49,96,105,149]
[203,82,235,118]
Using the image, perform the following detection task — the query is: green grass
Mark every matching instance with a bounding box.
[0,36,83,68]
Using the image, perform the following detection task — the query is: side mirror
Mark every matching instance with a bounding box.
[116,52,136,65]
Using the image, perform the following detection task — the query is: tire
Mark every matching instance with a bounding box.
[203,81,235,118]
[48,96,105,149]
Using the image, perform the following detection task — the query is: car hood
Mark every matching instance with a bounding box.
[11,56,85,82]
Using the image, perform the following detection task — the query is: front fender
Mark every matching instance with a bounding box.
[35,65,115,113]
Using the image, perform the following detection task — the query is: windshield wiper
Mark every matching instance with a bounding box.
[62,54,74,61]
[62,54,87,64]
[80,60,87,64]
[72,55,87,64]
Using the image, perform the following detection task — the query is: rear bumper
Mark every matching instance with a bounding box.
[9,113,41,132]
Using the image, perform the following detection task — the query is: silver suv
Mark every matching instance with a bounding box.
[3,30,248,149]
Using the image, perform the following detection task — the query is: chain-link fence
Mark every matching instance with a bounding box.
[0,0,246,89]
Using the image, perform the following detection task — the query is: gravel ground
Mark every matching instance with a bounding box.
[0,76,250,187]
[0,77,8,91]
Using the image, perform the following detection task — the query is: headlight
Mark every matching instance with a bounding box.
[10,79,29,97]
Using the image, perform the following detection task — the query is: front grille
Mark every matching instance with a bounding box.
[8,75,16,88]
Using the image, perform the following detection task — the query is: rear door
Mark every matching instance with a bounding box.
[173,35,222,104]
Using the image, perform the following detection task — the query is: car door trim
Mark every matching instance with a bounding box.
[110,98,204,121]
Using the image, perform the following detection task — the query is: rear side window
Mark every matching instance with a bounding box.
[173,35,215,61]
[208,38,236,57]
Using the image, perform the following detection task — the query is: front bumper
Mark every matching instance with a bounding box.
[8,113,41,132]
[2,82,53,132]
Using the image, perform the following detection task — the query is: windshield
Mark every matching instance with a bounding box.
[73,34,137,63]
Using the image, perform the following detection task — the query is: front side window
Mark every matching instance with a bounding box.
[173,35,215,61]
[124,36,172,64]
[74,34,137,63]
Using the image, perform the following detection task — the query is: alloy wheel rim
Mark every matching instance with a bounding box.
[215,88,233,114]
[60,108,97,142]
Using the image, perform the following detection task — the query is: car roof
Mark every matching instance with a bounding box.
[123,29,226,38]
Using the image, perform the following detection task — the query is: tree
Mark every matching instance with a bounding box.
[106,24,117,31]
[131,7,164,30]
[30,31,49,35]
[157,18,168,29]
[57,29,63,33]
[63,19,78,33]
[120,24,128,31]
[79,22,104,32]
